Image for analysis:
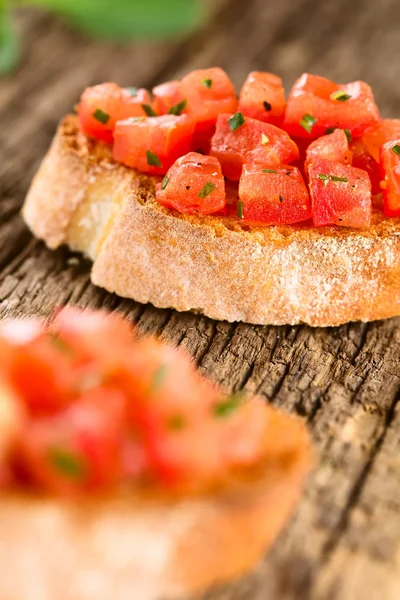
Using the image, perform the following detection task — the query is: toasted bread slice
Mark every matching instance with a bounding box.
[0,405,311,600]
[22,115,400,327]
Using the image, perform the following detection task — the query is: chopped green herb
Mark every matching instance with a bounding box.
[141,104,158,117]
[161,174,169,190]
[146,150,162,167]
[279,195,284,203]
[330,90,352,102]
[151,364,169,393]
[261,168,277,174]
[198,181,216,199]
[214,392,244,418]
[318,173,348,185]
[93,108,110,124]
[325,127,335,135]
[330,175,348,183]
[325,127,352,143]
[263,100,272,112]
[318,174,330,186]
[168,98,188,116]
[49,449,86,479]
[126,86,139,97]
[167,415,186,431]
[228,112,245,131]
[237,201,244,219]
[202,78,213,89]
[299,114,317,134]
[195,149,205,155]
[391,144,400,157]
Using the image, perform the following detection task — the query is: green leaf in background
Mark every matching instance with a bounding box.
[21,0,203,39]
[0,3,20,74]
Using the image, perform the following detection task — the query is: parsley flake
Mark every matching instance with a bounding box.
[161,174,169,190]
[391,144,400,157]
[263,100,272,111]
[93,108,110,124]
[318,173,348,185]
[198,181,216,199]
[330,175,349,183]
[228,112,245,131]
[142,104,158,117]
[146,150,162,167]
[213,393,244,418]
[330,90,352,102]
[262,169,277,174]
[168,98,188,116]
[299,114,317,134]
[49,449,86,479]
[237,201,244,219]
[201,78,213,89]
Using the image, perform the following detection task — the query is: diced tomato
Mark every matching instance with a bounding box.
[155,152,226,215]
[19,386,128,495]
[309,158,372,227]
[79,83,152,144]
[210,113,299,181]
[113,114,195,175]
[180,68,237,133]
[0,375,24,465]
[238,164,311,225]
[380,140,400,217]
[238,71,285,125]
[305,129,352,173]
[362,119,400,162]
[350,139,381,195]
[152,80,185,115]
[283,74,381,139]
[191,127,215,155]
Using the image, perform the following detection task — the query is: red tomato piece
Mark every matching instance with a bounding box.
[156,152,226,215]
[362,119,400,162]
[380,140,400,217]
[238,71,285,125]
[309,158,372,227]
[191,127,215,155]
[152,80,185,115]
[180,68,237,133]
[350,139,381,196]
[238,164,311,225]
[79,83,152,144]
[113,114,195,175]
[210,113,299,181]
[305,129,353,173]
[283,74,381,139]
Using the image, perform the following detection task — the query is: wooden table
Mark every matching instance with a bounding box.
[1,1,400,598]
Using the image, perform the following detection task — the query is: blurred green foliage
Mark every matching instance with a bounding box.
[0,0,202,74]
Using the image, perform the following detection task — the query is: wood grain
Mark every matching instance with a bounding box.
[1,1,400,598]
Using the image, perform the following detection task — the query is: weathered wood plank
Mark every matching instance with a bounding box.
[1,1,400,598]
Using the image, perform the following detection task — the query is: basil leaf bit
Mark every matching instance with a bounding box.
[214,392,245,418]
[391,144,400,158]
[330,90,352,102]
[198,181,216,199]
[202,78,213,89]
[161,174,169,190]
[142,103,158,117]
[126,86,139,97]
[299,114,317,134]
[237,201,244,219]
[262,169,277,174]
[49,448,86,480]
[151,363,169,393]
[93,108,110,124]
[330,175,349,183]
[263,100,272,112]
[318,173,348,186]
[168,98,188,116]
[228,112,245,132]
[146,150,162,167]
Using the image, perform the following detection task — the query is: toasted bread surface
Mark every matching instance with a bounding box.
[22,115,400,327]
[0,406,311,600]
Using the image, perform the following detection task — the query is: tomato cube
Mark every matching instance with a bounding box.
[350,139,381,195]
[79,83,152,144]
[309,158,372,227]
[152,80,186,115]
[156,152,226,215]
[210,113,299,181]
[305,129,352,173]
[113,114,195,175]
[238,71,285,125]
[283,74,381,139]
[380,140,400,217]
[362,119,400,162]
[238,164,311,225]
[180,68,237,133]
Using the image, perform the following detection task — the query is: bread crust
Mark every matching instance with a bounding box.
[22,115,400,327]
[0,406,311,600]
